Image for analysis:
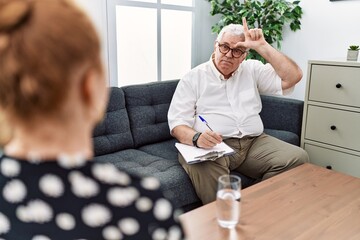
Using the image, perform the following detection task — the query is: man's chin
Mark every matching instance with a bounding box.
[219,61,234,69]
[218,65,234,74]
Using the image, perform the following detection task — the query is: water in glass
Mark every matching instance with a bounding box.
[216,188,241,228]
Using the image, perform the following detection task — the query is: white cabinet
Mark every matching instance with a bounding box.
[301,60,360,177]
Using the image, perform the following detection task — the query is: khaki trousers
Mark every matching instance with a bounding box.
[179,133,309,204]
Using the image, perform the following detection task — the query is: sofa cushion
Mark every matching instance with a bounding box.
[122,80,179,148]
[93,139,200,208]
[264,129,300,146]
[138,138,179,160]
[93,87,134,156]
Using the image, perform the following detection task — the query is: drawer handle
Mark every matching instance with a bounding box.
[336,83,342,88]
[330,125,337,130]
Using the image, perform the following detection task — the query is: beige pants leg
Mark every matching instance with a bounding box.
[178,137,255,204]
[179,134,309,204]
[178,153,230,205]
[234,134,309,180]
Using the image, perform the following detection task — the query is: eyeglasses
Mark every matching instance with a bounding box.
[217,42,247,58]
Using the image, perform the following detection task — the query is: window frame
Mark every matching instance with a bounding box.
[106,0,196,86]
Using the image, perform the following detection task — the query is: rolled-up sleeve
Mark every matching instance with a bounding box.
[168,75,197,133]
[255,61,294,96]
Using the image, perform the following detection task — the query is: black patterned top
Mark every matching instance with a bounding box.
[0,153,184,240]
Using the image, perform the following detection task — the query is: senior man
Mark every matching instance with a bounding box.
[168,18,309,204]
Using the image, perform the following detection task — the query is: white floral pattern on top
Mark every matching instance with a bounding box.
[168,226,183,240]
[56,213,76,231]
[141,177,160,191]
[57,153,87,169]
[102,226,123,240]
[118,218,139,236]
[0,212,10,234]
[31,235,51,240]
[39,174,64,198]
[0,158,20,177]
[92,163,130,186]
[69,171,99,198]
[152,228,167,240]
[16,199,53,223]
[81,204,111,227]
[153,198,173,221]
[3,179,27,203]
[135,197,153,212]
[107,187,139,207]
[0,155,184,239]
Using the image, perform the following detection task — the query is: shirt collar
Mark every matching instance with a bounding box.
[209,53,241,81]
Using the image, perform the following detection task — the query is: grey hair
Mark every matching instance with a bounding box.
[216,24,245,42]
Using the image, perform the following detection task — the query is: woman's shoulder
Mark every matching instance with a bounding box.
[0,156,184,239]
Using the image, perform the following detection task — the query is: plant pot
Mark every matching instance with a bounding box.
[347,50,359,61]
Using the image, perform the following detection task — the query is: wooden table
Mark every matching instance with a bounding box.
[179,163,360,240]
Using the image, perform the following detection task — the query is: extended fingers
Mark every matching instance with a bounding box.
[248,28,263,41]
[242,17,249,33]
[242,17,264,41]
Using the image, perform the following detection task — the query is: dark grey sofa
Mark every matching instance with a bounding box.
[92,79,304,211]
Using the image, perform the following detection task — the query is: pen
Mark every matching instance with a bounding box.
[198,115,214,131]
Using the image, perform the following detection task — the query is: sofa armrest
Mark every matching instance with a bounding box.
[260,95,304,137]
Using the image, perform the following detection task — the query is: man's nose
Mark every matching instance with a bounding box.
[225,50,233,58]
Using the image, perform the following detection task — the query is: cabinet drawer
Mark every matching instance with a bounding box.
[304,143,360,178]
[309,65,360,108]
[305,105,360,151]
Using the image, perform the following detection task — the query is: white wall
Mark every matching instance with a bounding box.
[74,0,360,100]
[194,1,220,66]
[281,0,360,100]
[196,0,360,100]
[75,0,108,69]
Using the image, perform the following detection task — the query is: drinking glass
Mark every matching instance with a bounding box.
[216,174,241,228]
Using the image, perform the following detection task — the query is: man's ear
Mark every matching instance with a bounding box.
[241,51,248,61]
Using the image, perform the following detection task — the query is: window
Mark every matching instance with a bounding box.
[106,0,195,87]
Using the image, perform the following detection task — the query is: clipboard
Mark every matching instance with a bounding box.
[175,142,235,164]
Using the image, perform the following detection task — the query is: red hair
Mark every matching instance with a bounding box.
[0,0,102,121]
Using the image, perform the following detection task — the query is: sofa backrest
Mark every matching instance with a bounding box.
[260,95,304,138]
[92,81,304,154]
[93,87,135,156]
[122,80,179,148]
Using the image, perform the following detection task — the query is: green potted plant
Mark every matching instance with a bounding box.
[347,45,359,61]
[206,0,303,63]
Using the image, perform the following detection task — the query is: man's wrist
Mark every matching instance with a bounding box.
[192,132,202,148]
[253,42,273,60]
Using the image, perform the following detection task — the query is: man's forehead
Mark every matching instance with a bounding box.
[220,32,245,45]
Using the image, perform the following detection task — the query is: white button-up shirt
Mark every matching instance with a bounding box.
[168,58,291,138]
